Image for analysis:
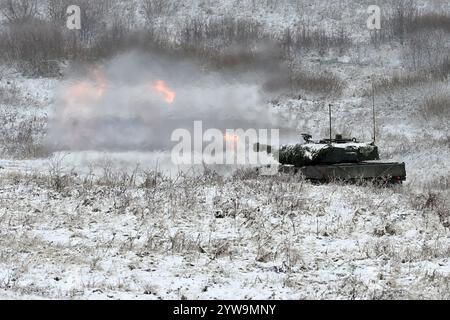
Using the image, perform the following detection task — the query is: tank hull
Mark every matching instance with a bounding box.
[280,161,406,183]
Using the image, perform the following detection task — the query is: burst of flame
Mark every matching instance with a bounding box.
[93,69,107,99]
[64,69,108,105]
[224,133,240,142]
[64,81,97,106]
[152,80,175,103]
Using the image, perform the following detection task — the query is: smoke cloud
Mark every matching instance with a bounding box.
[48,50,292,152]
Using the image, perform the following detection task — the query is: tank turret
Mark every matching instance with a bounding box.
[256,133,405,184]
[256,103,406,183]
[278,134,380,167]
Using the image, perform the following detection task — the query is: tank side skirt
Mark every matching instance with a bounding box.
[297,162,406,181]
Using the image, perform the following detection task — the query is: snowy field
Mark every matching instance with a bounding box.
[0,150,448,299]
[0,0,449,299]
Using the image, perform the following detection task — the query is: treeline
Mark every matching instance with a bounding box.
[370,0,450,76]
[0,0,135,76]
[0,0,351,81]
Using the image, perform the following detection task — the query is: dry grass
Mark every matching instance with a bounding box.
[421,94,450,120]
[1,20,65,77]
[0,82,22,106]
[0,111,48,159]
[293,25,351,53]
[370,72,431,94]
[0,164,448,299]
[290,71,345,96]
[409,13,450,33]
[141,0,180,21]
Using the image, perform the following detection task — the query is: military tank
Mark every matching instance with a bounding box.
[268,133,406,184]
[255,103,406,184]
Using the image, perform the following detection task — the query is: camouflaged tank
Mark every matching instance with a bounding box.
[262,134,406,184]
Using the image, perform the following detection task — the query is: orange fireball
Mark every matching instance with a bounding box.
[64,69,108,105]
[152,80,175,103]
[92,69,107,99]
[224,133,240,142]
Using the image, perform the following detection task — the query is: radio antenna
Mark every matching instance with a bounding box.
[371,78,376,144]
[328,103,332,142]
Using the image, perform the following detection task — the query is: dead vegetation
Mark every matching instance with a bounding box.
[0,163,448,299]
[282,25,351,56]
[290,71,345,96]
[0,0,38,24]
[0,81,21,105]
[370,72,430,93]
[0,2,347,95]
[421,94,450,120]
[0,0,449,299]
[0,110,48,159]
[141,0,179,21]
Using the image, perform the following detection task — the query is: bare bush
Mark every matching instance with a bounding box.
[72,0,111,45]
[141,0,178,21]
[421,94,450,120]
[0,113,48,159]
[432,57,450,80]
[180,16,263,50]
[371,3,450,79]
[292,25,351,53]
[175,17,276,70]
[411,191,450,228]
[409,13,450,33]
[44,0,114,52]
[46,0,73,23]
[2,20,65,77]
[290,71,345,96]
[436,202,450,229]
[169,231,202,255]
[370,72,430,93]
[0,81,21,105]
[404,28,450,73]
[88,19,131,59]
[232,167,261,181]
[389,0,418,44]
[0,0,38,24]
[377,2,450,45]
[47,154,73,192]
[205,48,260,69]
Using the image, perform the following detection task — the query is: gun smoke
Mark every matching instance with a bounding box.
[47,51,292,152]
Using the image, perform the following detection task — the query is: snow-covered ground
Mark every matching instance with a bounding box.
[0,0,449,299]
[0,156,449,299]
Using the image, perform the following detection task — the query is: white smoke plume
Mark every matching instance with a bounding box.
[48,51,292,152]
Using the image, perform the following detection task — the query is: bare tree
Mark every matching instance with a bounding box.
[3,20,65,77]
[82,0,111,42]
[0,65,6,81]
[141,0,178,22]
[0,0,38,24]
[46,0,73,23]
[390,0,418,44]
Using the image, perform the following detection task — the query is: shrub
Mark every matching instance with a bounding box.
[410,13,450,33]
[46,0,73,23]
[0,113,48,159]
[421,94,450,120]
[371,72,430,93]
[290,71,345,95]
[179,16,263,49]
[293,25,351,52]
[0,0,38,24]
[2,20,65,77]
[0,81,21,105]
[141,0,179,21]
